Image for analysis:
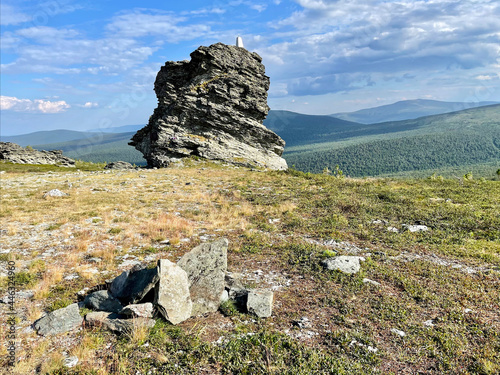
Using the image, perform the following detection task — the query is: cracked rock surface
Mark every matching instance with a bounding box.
[130,43,287,170]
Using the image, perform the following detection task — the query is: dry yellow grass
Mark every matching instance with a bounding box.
[1,161,498,374]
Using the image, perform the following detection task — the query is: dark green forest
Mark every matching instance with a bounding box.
[285,131,500,177]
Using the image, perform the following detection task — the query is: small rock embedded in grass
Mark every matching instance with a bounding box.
[390,328,406,337]
[402,224,429,232]
[362,278,381,286]
[33,303,82,336]
[43,189,68,198]
[322,256,364,274]
[247,289,273,318]
[63,356,79,368]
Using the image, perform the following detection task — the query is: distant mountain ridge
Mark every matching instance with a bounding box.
[332,99,498,124]
[1,101,499,177]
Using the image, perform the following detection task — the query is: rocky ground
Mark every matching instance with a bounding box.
[0,160,499,374]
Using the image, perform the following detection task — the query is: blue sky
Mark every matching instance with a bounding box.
[1,0,499,135]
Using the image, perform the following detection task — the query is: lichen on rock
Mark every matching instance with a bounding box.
[129,43,287,170]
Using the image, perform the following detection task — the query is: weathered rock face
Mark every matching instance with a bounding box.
[0,142,75,167]
[33,303,82,336]
[178,238,228,316]
[154,259,192,325]
[129,43,287,170]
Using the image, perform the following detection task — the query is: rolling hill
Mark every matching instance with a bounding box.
[331,99,498,124]
[284,104,500,177]
[30,132,146,165]
[0,129,102,147]
[2,103,499,177]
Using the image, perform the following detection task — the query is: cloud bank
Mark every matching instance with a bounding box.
[1,96,70,113]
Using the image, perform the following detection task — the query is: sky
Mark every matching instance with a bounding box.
[1,0,499,135]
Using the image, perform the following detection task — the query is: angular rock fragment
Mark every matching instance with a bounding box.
[247,289,273,318]
[177,238,228,316]
[322,256,364,274]
[104,161,135,170]
[154,259,192,324]
[129,43,287,170]
[108,264,159,305]
[84,290,123,313]
[120,303,154,319]
[85,311,155,334]
[34,303,82,336]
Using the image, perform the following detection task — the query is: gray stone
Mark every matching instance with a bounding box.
[44,189,68,197]
[154,259,192,324]
[322,256,363,274]
[108,264,159,305]
[177,238,228,316]
[63,356,79,368]
[120,303,154,318]
[83,290,123,313]
[362,278,381,286]
[402,224,429,232]
[104,161,135,170]
[85,311,155,334]
[34,303,82,336]
[390,328,406,337]
[129,43,287,170]
[0,142,75,167]
[247,289,273,318]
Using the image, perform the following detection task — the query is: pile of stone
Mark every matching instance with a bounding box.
[33,239,274,336]
[0,142,75,167]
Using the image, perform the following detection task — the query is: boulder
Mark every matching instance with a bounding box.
[154,259,192,324]
[33,303,82,336]
[83,290,123,313]
[322,256,364,274]
[247,289,273,318]
[129,43,287,170]
[108,264,159,305]
[0,142,75,167]
[177,238,228,316]
[85,311,155,334]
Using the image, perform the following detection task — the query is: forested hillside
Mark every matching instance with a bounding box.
[283,104,500,177]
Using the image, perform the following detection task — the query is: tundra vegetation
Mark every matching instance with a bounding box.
[0,158,499,374]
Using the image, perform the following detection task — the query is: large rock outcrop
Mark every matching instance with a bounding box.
[0,142,75,167]
[129,43,287,170]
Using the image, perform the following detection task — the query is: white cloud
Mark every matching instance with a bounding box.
[0,96,70,113]
[261,0,500,96]
[0,3,30,25]
[16,26,80,42]
[78,101,99,108]
[107,12,211,41]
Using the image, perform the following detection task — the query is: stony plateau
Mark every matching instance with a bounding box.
[130,43,287,170]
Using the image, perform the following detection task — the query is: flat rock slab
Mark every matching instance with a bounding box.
[154,259,192,325]
[247,289,273,318]
[322,256,364,274]
[85,311,155,334]
[34,303,82,336]
[108,264,159,305]
[105,161,135,170]
[178,238,228,316]
[84,290,123,313]
[120,303,154,318]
